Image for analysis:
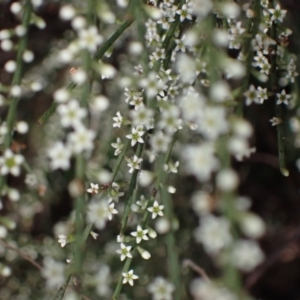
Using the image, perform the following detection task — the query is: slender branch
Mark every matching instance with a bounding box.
[182,259,210,282]
[0,0,32,194]
[0,239,42,271]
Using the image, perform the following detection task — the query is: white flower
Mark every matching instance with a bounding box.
[197,106,228,140]
[78,26,103,53]
[108,182,124,203]
[71,69,87,85]
[87,200,109,230]
[176,4,193,22]
[131,225,149,244]
[147,201,164,219]
[59,5,76,21]
[47,142,72,170]
[190,278,236,300]
[0,149,24,176]
[276,89,291,105]
[126,155,143,173]
[57,99,87,128]
[191,0,213,17]
[244,85,259,105]
[147,277,175,300]
[194,215,232,255]
[67,126,96,154]
[107,203,118,220]
[269,4,287,23]
[122,269,139,286]
[126,126,145,147]
[58,235,67,247]
[164,161,179,173]
[176,53,197,83]
[151,131,171,153]
[182,143,219,182]
[111,137,124,156]
[210,80,231,102]
[130,107,154,128]
[42,257,65,288]
[116,243,132,261]
[158,105,181,134]
[239,213,266,239]
[231,240,264,272]
[216,168,239,192]
[113,111,123,128]
[139,72,165,98]
[191,191,212,216]
[257,86,268,104]
[87,183,99,194]
[270,117,282,126]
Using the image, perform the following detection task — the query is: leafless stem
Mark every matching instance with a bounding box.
[183,259,210,282]
[0,239,43,271]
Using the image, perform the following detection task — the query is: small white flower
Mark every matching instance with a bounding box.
[147,201,164,219]
[87,200,109,230]
[67,126,96,154]
[58,235,67,247]
[116,243,132,261]
[126,155,143,173]
[42,257,66,288]
[231,240,264,272]
[113,111,123,128]
[111,138,124,156]
[257,86,268,104]
[0,149,24,176]
[151,131,171,153]
[276,89,291,105]
[122,269,139,286]
[90,231,99,240]
[57,99,87,128]
[107,203,118,220]
[53,88,70,103]
[270,117,282,126]
[78,26,103,52]
[148,277,175,300]
[131,225,149,244]
[126,126,145,147]
[269,4,287,23]
[48,142,72,170]
[87,183,99,194]
[59,5,76,21]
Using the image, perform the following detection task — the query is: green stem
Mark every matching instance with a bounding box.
[235,0,261,116]
[0,0,32,194]
[269,1,288,177]
[94,17,134,61]
[111,249,136,300]
[160,186,181,300]
[119,143,144,235]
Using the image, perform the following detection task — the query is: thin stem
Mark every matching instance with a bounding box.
[120,142,144,235]
[160,186,182,300]
[0,0,32,194]
[0,239,42,271]
[235,0,261,116]
[269,1,289,177]
[183,259,210,282]
[94,16,134,61]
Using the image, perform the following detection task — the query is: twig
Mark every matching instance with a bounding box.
[0,239,42,271]
[183,259,210,282]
